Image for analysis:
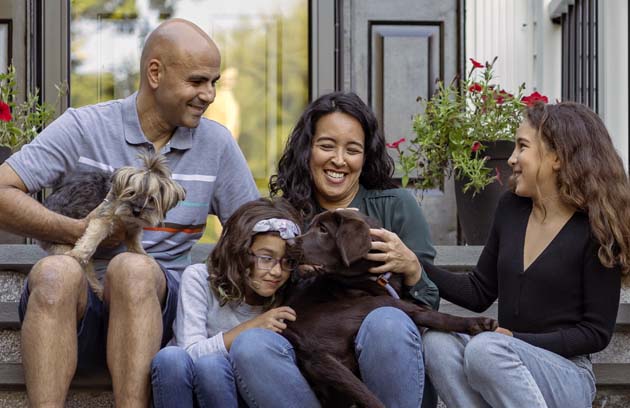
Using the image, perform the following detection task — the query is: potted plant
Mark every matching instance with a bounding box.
[0,65,66,162]
[388,57,548,244]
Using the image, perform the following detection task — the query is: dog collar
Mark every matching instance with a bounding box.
[370,272,400,299]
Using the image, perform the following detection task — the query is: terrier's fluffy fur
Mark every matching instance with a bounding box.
[40,153,186,299]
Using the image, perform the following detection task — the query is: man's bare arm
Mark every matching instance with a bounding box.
[0,163,86,244]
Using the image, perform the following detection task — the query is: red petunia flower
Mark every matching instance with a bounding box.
[470,58,484,69]
[471,141,482,152]
[521,91,549,107]
[495,90,513,105]
[0,101,11,122]
[386,137,406,149]
[468,83,483,93]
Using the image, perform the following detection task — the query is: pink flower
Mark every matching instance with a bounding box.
[470,58,484,69]
[0,101,11,122]
[468,83,483,93]
[386,138,406,149]
[521,91,549,107]
[471,141,482,153]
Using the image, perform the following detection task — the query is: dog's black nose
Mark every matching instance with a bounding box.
[132,208,142,217]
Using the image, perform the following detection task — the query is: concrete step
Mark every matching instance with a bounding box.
[0,244,628,405]
[0,390,113,407]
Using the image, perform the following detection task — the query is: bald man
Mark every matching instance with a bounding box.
[0,19,258,407]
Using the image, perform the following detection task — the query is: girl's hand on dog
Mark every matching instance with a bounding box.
[365,228,422,286]
[249,306,297,333]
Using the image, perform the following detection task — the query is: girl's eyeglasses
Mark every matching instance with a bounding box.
[249,252,298,271]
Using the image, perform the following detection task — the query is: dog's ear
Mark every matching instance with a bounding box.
[334,211,372,267]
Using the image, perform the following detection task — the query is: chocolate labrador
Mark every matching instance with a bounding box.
[282,209,498,408]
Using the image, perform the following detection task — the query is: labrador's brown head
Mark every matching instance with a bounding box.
[293,209,381,277]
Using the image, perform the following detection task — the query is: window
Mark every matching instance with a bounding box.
[70,0,310,241]
[552,0,598,111]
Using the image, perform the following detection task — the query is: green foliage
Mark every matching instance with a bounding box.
[0,66,67,152]
[392,57,526,195]
[215,4,309,184]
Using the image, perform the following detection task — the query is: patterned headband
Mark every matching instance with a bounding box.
[252,218,301,240]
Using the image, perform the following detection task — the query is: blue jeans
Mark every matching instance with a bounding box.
[151,346,243,408]
[423,331,596,408]
[230,307,426,408]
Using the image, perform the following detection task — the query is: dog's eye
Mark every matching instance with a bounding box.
[319,225,328,234]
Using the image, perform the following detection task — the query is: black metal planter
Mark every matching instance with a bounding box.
[454,140,514,245]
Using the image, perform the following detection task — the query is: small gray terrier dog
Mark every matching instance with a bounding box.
[40,153,186,299]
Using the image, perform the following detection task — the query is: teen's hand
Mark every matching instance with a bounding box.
[494,327,513,336]
[248,306,297,333]
[365,228,422,286]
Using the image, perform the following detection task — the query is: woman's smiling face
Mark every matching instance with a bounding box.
[309,112,365,209]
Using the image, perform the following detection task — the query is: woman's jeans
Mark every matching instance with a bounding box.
[230,306,428,408]
[151,346,243,408]
[423,330,597,408]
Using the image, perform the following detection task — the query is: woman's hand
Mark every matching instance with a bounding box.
[365,228,422,286]
[246,306,297,333]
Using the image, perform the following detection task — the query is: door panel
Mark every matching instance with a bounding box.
[338,0,463,244]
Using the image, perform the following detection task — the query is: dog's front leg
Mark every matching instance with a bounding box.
[125,226,147,255]
[66,217,114,266]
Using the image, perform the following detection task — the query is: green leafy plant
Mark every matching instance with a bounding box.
[0,65,67,152]
[388,57,548,194]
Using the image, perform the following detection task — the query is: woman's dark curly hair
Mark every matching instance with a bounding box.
[269,91,396,219]
[207,197,302,308]
[520,102,630,283]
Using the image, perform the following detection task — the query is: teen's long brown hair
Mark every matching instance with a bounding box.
[525,102,630,284]
[207,197,302,308]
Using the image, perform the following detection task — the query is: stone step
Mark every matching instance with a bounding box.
[0,390,113,407]
[0,244,628,405]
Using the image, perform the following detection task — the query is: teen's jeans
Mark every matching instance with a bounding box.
[151,346,243,408]
[230,306,426,408]
[423,331,596,408]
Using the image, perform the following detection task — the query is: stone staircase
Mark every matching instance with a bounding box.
[0,245,628,407]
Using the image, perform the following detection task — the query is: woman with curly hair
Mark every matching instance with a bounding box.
[151,197,303,407]
[423,101,629,407]
[230,91,440,408]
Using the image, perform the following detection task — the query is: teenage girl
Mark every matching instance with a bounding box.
[422,101,630,407]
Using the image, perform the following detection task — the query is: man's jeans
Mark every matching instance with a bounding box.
[230,306,427,408]
[151,346,244,408]
[423,331,596,408]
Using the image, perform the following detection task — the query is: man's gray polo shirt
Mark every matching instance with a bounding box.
[7,92,259,281]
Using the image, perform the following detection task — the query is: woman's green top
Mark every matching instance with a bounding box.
[315,185,440,310]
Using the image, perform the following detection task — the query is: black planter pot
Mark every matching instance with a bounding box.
[0,146,26,244]
[454,140,514,245]
[0,146,10,163]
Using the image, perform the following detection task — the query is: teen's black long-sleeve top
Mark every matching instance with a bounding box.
[423,192,621,358]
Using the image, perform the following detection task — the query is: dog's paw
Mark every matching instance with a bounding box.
[65,250,90,267]
[465,317,499,335]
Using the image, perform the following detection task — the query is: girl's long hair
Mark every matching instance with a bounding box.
[207,197,302,308]
[269,91,396,220]
[524,102,630,283]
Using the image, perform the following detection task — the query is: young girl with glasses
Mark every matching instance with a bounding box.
[151,197,302,408]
